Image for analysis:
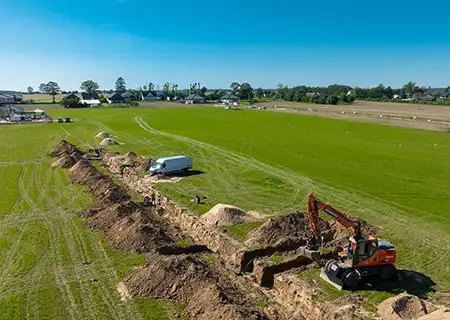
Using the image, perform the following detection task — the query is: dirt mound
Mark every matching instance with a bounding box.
[124,254,268,320]
[50,154,76,169]
[245,211,330,249]
[96,132,112,139]
[136,159,151,173]
[69,159,130,205]
[378,293,437,320]
[87,203,175,253]
[327,217,380,249]
[49,140,84,158]
[100,138,119,146]
[201,204,256,227]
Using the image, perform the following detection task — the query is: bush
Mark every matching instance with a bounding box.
[102,102,139,108]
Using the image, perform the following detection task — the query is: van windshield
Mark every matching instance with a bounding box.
[151,162,162,169]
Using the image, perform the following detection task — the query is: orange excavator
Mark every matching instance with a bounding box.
[307,193,397,290]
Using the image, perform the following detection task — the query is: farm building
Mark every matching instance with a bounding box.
[306,92,321,98]
[107,92,124,103]
[185,93,206,104]
[220,93,240,104]
[414,95,436,102]
[0,91,23,102]
[80,92,101,107]
[0,94,16,104]
[121,92,132,103]
[142,92,158,101]
[0,105,24,120]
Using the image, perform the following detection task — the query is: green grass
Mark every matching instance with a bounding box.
[0,122,185,319]
[270,254,285,264]
[1,106,450,316]
[225,221,264,241]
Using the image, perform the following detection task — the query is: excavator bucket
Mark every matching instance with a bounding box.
[320,267,344,290]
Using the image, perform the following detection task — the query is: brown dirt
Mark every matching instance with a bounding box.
[87,203,175,253]
[49,140,84,158]
[69,159,130,205]
[245,211,330,249]
[124,253,269,320]
[100,138,119,146]
[326,217,380,249]
[50,154,76,169]
[136,159,151,173]
[201,204,257,227]
[377,293,438,320]
[96,132,112,139]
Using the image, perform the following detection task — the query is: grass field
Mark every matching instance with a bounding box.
[1,107,449,317]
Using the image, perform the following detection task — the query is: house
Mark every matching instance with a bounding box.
[121,92,133,103]
[154,91,166,100]
[142,91,158,101]
[306,92,321,98]
[185,93,206,104]
[414,95,436,102]
[107,92,125,104]
[0,91,23,102]
[440,92,450,100]
[0,105,24,120]
[0,94,15,104]
[220,93,240,104]
[393,94,402,99]
[80,92,101,107]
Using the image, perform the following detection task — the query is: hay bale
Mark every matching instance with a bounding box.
[201,204,255,227]
[100,138,119,146]
[96,132,111,139]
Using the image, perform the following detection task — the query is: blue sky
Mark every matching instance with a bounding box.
[1,0,450,91]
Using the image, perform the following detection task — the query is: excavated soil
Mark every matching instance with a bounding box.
[326,217,380,249]
[245,211,330,249]
[100,138,119,146]
[96,132,112,139]
[377,293,438,320]
[49,140,84,158]
[124,254,269,320]
[201,204,257,227]
[50,154,76,169]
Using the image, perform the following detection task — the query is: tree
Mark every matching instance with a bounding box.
[239,83,253,100]
[42,81,61,103]
[80,80,100,94]
[326,95,339,105]
[200,86,207,96]
[38,83,47,93]
[27,86,33,94]
[148,83,155,91]
[230,82,240,94]
[115,77,126,93]
[60,96,81,108]
[255,88,264,99]
[402,81,416,96]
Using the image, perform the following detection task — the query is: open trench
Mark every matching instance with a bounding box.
[51,141,377,320]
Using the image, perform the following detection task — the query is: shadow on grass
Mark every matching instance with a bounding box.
[167,170,205,178]
[355,269,436,298]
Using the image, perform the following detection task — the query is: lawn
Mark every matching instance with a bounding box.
[1,106,449,316]
[0,123,185,319]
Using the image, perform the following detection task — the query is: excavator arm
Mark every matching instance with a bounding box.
[307,193,361,238]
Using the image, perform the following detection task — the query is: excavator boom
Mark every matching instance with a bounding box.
[307,193,361,238]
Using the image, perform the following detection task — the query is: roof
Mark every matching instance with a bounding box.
[143,91,155,97]
[121,92,132,98]
[378,239,395,249]
[82,99,101,104]
[81,92,100,100]
[108,92,122,99]
[156,156,191,162]
[306,92,320,97]
[220,93,239,99]
[186,93,205,100]
[62,92,79,99]
[155,91,165,97]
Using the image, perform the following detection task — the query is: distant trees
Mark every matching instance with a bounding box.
[162,83,179,98]
[274,84,353,105]
[80,80,99,94]
[38,81,61,103]
[38,83,47,93]
[189,83,202,95]
[27,86,33,94]
[115,77,126,93]
[230,82,254,100]
[255,88,264,99]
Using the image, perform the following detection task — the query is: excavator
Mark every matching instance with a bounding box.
[306,193,397,290]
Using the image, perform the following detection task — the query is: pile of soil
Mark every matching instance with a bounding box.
[245,211,330,249]
[100,138,119,146]
[326,217,380,249]
[87,203,175,253]
[124,254,268,320]
[49,140,84,158]
[201,204,256,227]
[136,159,151,173]
[69,159,130,205]
[377,293,437,320]
[96,132,112,139]
[50,154,76,169]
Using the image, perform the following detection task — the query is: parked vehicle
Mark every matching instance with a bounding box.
[57,117,63,123]
[65,117,72,123]
[149,156,193,176]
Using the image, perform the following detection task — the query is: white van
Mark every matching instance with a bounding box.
[149,156,193,176]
